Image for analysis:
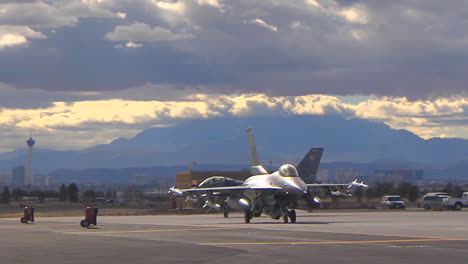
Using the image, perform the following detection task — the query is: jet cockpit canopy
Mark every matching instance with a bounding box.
[278,164,299,177]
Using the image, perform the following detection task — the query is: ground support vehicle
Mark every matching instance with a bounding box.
[443,192,468,211]
[422,194,450,211]
[381,195,406,209]
[20,206,34,224]
[80,205,98,228]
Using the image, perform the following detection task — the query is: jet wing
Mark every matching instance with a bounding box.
[307,180,368,197]
[307,183,352,187]
[169,185,284,196]
[307,179,368,189]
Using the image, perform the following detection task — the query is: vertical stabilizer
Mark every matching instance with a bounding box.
[246,128,260,166]
[297,148,324,183]
[246,128,268,175]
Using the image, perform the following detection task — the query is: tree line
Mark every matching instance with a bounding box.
[0,184,80,203]
[353,182,466,202]
[0,183,120,204]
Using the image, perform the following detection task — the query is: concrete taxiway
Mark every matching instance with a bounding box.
[1,210,468,263]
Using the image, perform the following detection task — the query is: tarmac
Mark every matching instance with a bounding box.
[1,210,468,263]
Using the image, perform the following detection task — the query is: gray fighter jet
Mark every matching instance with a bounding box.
[169,129,367,223]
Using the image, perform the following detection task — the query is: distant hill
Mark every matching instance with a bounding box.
[1,115,468,178]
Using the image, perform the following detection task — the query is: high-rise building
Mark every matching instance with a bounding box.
[336,168,360,183]
[26,131,35,186]
[0,173,11,185]
[373,169,424,183]
[34,175,48,185]
[316,168,329,183]
[132,174,151,185]
[12,165,26,186]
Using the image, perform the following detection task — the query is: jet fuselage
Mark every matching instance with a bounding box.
[223,164,320,220]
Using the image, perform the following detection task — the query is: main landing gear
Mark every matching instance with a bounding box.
[244,210,253,223]
[282,210,296,223]
[244,209,296,224]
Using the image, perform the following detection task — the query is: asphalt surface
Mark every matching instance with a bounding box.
[1,210,468,263]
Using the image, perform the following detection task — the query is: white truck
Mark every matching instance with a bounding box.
[443,192,468,211]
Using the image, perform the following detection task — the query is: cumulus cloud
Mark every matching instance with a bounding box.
[151,0,195,27]
[1,88,467,151]
[0,26,46,48]
[338,5,369,24]
[196,0,223,9]
[2,0,468,100]
[305,0,321,8]
[245,18,278,32]
[106,22,195,42]
[350,97,468,139]
[0,0,125,28]
[289,21,311,31]
[0,1,77,27]
[115,41,143,48]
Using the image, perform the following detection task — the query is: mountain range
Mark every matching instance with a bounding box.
[1,115,468,180]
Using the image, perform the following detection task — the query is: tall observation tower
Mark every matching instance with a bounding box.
[26,130,35,186]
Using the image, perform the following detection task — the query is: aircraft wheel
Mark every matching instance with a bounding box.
[223,207,229,218]
[80,219,89,228]
[20,217,28,224]
[288,210,296,223]
[244,210,252,224]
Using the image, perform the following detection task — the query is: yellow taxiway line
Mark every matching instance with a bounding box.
[199,237,464,246]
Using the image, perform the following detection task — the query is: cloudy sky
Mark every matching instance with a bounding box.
[1,0,468,151]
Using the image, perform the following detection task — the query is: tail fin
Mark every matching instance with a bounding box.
[246,128,260,166]
[246,128,268,175]
[296,148,324,183]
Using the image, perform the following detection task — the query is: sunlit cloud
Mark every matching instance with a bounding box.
[245,18,278,32]
[338,5,369,24]
[0,92,467,151]
[115,41,143,48]
[196,0,223,10]
[0,26,46,49]
[305,0,321,8]
[1,0,468,152]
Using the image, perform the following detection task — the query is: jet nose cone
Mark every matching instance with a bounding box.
[288,180,308,194]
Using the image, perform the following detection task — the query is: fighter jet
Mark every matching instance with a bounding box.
[169,129,367,223]
[188,131,325,217]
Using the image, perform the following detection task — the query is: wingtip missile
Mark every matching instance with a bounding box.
[168,186,183,196]
[331,191,353,197]
[203,200,221,210]
[348,179,368,189]
[185,196,197,202]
